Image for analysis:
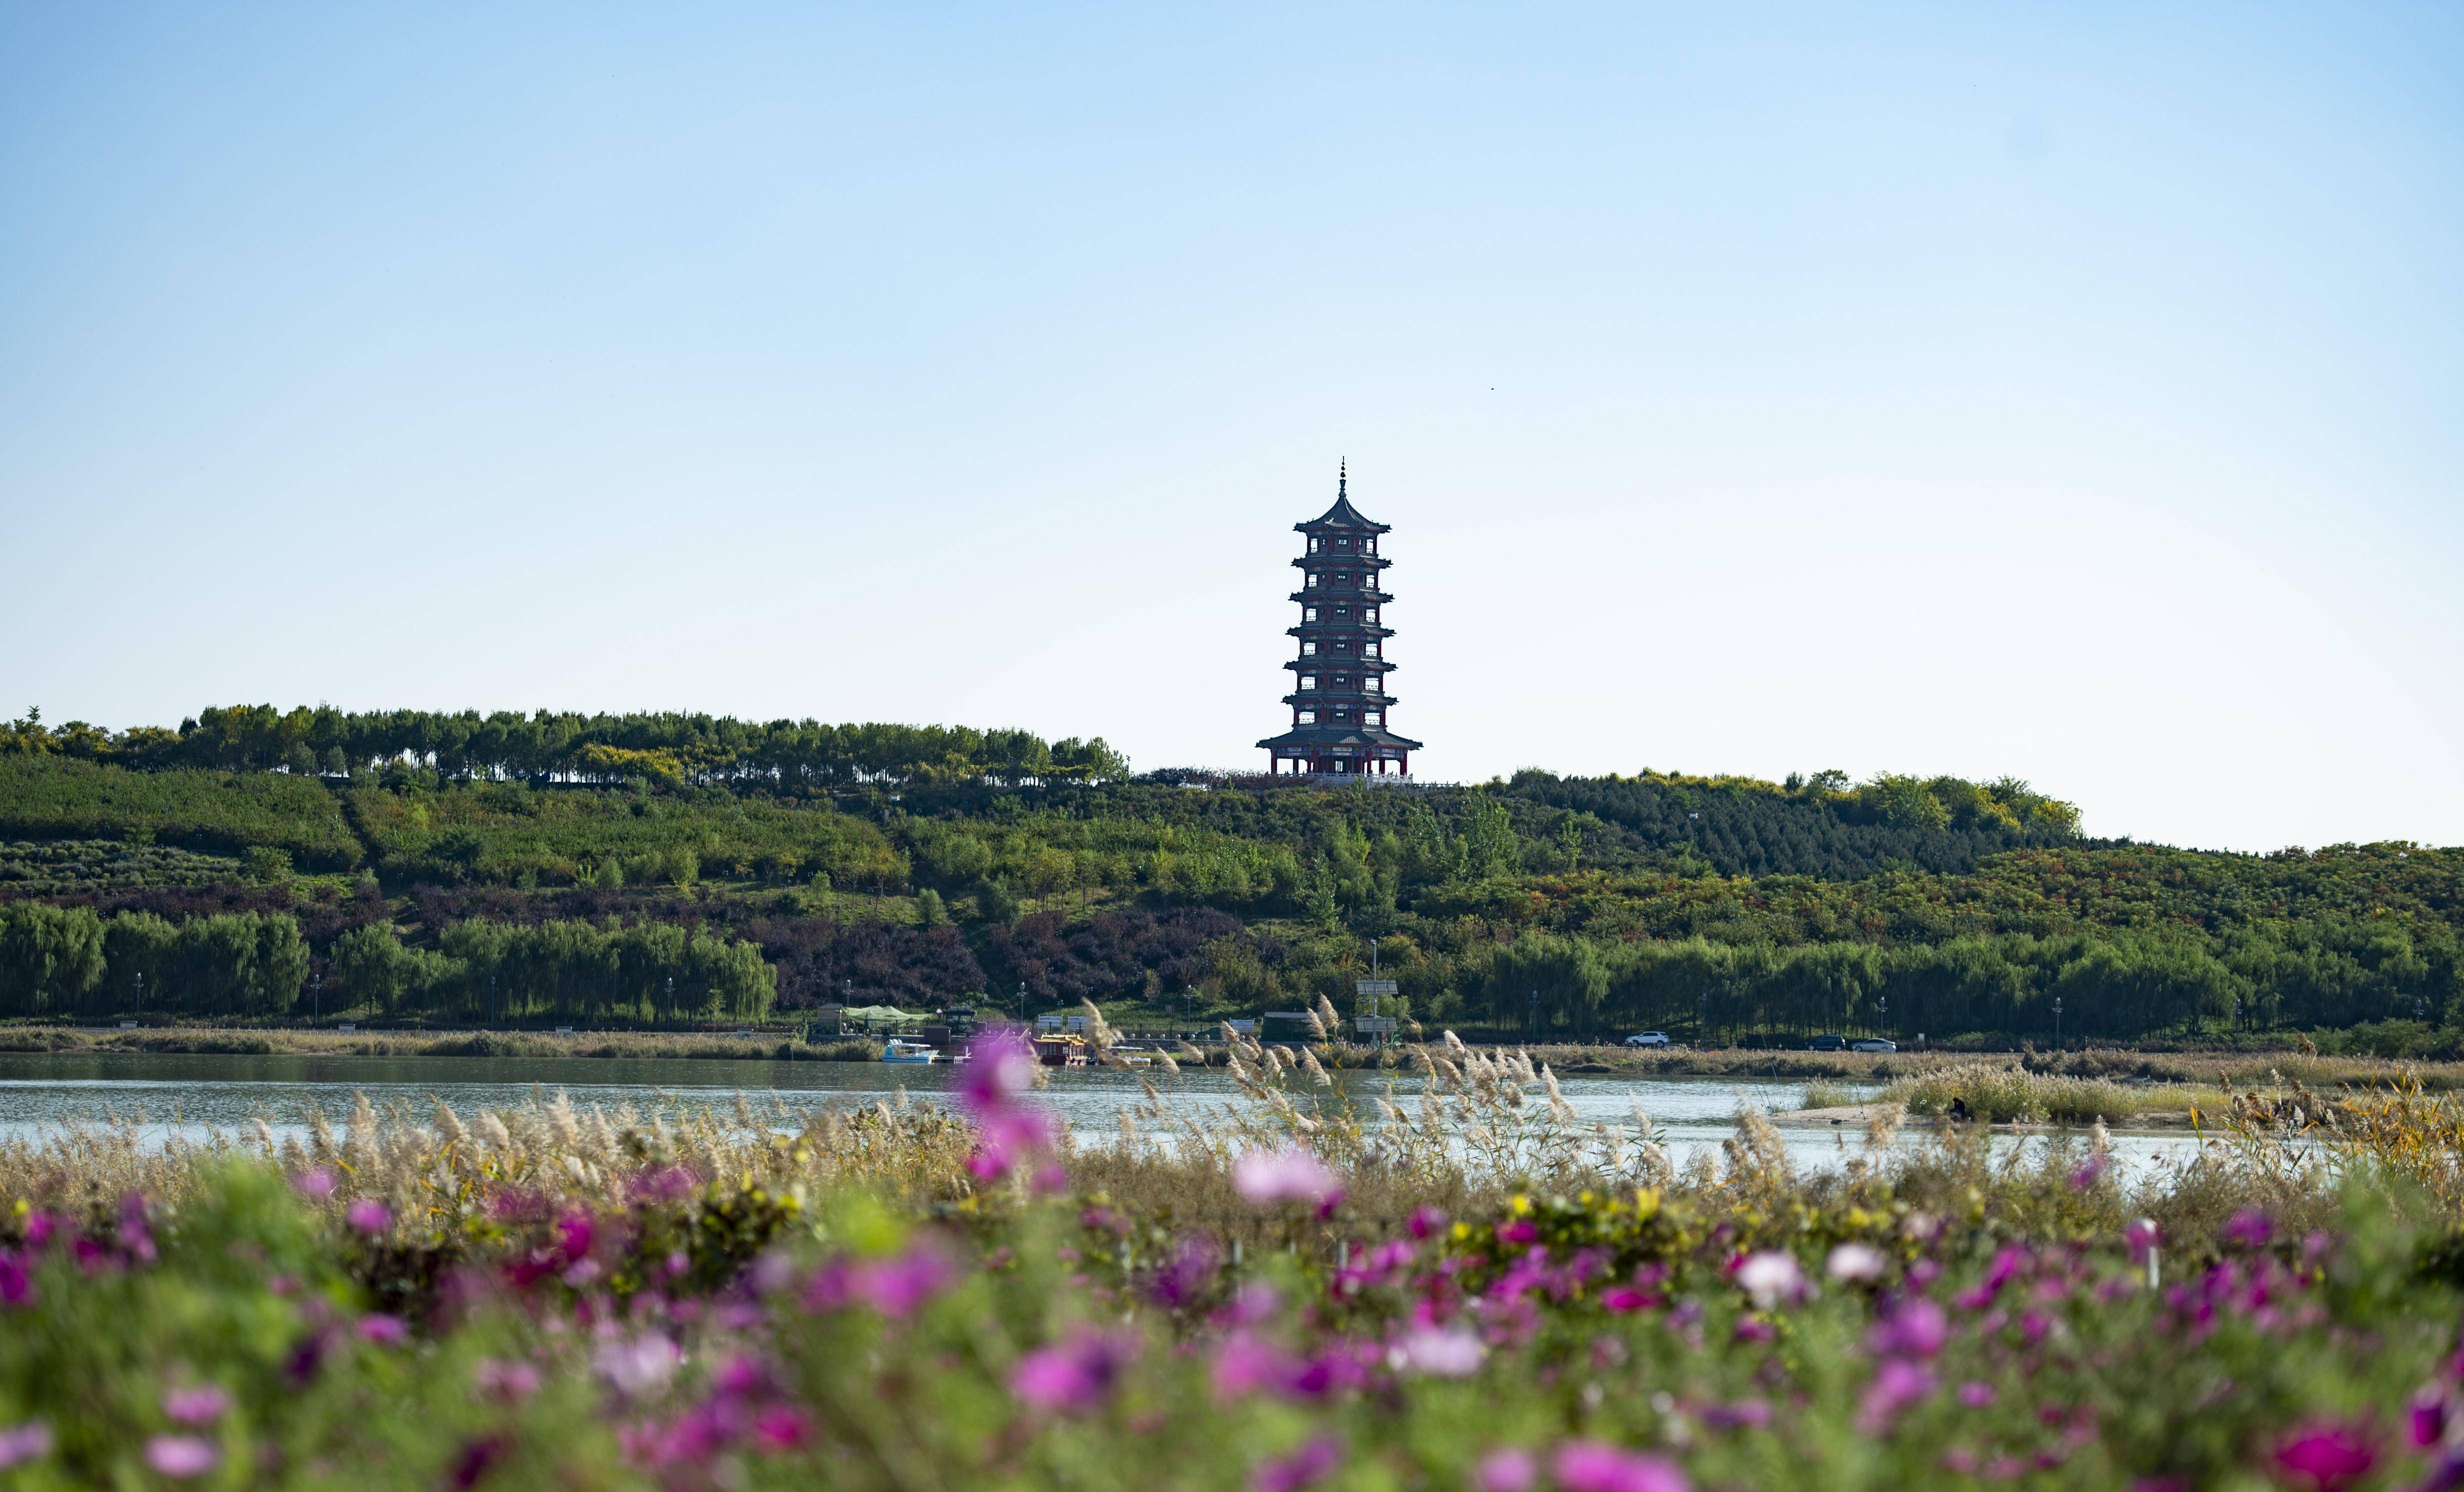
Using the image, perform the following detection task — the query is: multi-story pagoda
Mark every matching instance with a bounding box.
[1258,464,1422,777]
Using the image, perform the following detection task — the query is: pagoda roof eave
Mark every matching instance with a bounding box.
[1256,726,1424,750]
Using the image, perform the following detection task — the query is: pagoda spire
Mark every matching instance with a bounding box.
[1338,458,1346,498]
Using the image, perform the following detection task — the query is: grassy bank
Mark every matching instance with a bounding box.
[0,1024,879,1063]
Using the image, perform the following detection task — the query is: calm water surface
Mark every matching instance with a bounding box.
[0,1052,2204,1176]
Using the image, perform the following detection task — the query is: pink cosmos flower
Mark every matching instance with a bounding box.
[1552,1440,1690,1492]
[344,1198,392,1234]
[356,1314,408,1346]
[1826,1242,1886,1283]
[2273,1424,2376,1491]
[1601,1288,1654,1314]
[1232,1150,1344,1212]
[1253,1436,1342,1492]
[0,1256,33,1308]
[476,1359,540,1402]
[1959,1380,1998,1408]
[293,1168,336,1200]
[1733,1252,1804,1310]
[2068,1154,2110,1192]
[1475,1448,1536,1492]
[805,1242,954,1318]
[0,1422,52,1470]
[1409,1206,1449,1240]
[145,1436,219,1479]
[1010,1328,1136,1414]
[1212,1332,1304,1400]
[162,1387,228,1426]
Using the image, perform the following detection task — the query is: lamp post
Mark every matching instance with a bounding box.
[668,975,676,1026]
[134,970,142,1025]
[1698,990,1708,1048]
[1528,988,1539,1044]
[312,972,320,1027]
[2054,996,2064,1049]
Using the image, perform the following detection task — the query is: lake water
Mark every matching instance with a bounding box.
[0,1052,2208,1178]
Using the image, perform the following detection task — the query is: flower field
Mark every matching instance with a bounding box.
[2,1024,2462,1490]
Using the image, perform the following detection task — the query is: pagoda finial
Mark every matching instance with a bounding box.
[1338,458,1346,498]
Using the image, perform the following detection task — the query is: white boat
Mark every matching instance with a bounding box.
[880,1039,940,1065]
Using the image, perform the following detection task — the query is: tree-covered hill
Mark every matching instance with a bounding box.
[2,704,2458,1046]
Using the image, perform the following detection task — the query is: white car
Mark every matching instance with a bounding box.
[1850,1038,1898,1054]
[1624,1031,1672,1048]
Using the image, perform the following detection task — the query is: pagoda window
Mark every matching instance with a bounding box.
[1366,710,1382,726]
[1334,674,1350,686]
[1302,642,1317,656]
[1297,710,1316,724]
[1366,676,1380,694]
[1365,608,1378,623]
[1336,537,1351,550]
[1306,574,1320,588]
[1334,606,1349,618]
[1303,606,1318,621]
[1300,676,1317,690]
[1367,641,1380,656]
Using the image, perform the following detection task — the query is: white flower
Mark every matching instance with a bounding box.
[1735,1250,1806,1310]
[1826,1242,1888,1283]
[1391,1327,1484,1377]
[593,1334,680,1396]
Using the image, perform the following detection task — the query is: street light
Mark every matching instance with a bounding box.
[134,970,142,1025]
[312,972,320,1026]
[2054,996,2064,1048]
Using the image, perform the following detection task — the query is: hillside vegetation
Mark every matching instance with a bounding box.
[1,706,2458,1044]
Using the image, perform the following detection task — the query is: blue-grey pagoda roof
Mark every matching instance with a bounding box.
[1296,463,1388,534]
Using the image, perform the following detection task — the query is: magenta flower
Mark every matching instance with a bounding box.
[1232,1150,1343,1212]
[2413,1386,2451,1449]
[1253,1436,1343,1492]
[1858,1358,1938,1432]
[0,1423,52,1470]
[754,1404,810,1452]
[2224,1209,2274,1250]
[2273,1424,2376,1490]
[162,1386,228,1426]
[1475,1448,1536,1492]
[1870,1298,1950,1358]
[1958,1380,1998,1408]
[356,1314,408,1346]
[2125,1218,2162,1262]
[1409,1206,1449,1240]
[145,1436,219,1479]
[293,1168,336,1200]
[1601,1287,1653,1314]
[0,1255,34,1308]
[959,1030,1038,1112]
[2068,1154,2110,1192]
[856,1246,953,1318]
[344,1198,392,1234]
[1010,1326,1137,1414]
[1552,1440,1689,1492]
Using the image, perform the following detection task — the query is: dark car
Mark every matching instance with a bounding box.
[1806,1034,1848,1051]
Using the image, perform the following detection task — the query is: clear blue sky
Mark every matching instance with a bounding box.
[4,4,2458,851]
